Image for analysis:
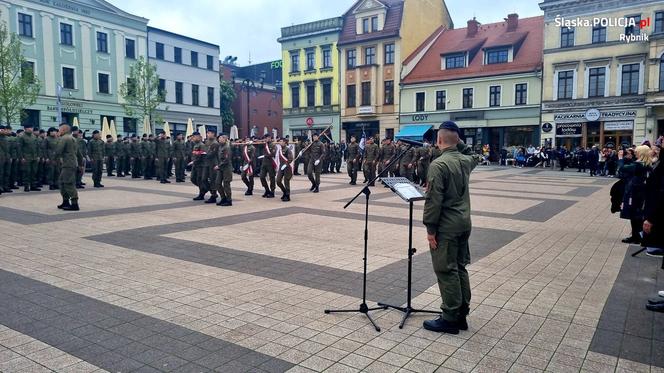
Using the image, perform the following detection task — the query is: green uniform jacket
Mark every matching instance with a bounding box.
[347,143,360,163]
[431,146,443,160]
[129,141,141,158]
[45,136,59,160]
[40,137,48,159]
[140,140,150,157]
[192,142,207,165]
[113,141,124,157]
[104,141,115,157]
[18,132,40,160]
[379,143,396,163]
[9,137,18,159]
[423,143,480,235]
[75,137,87,165]
[0,135,7,162]
[148,140,156,157]
[172,140,186,159]
[307,140,325,161]
[155,138,169,158]
[216,142,231,168]
[417,147,431,163]
[55,134,80,168]
[205,139,219,166]
[242,144,255,166]
[364,143,379,162]
[88,139,105,160]
[399,145,415,166]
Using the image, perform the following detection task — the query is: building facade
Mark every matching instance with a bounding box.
[2,0,148,134]
[338,0,453,141]
[147,27,220,135]
[279,17,343,143]
[400,15,544,150]
[540,0,664,149]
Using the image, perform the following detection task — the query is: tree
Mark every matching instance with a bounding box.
[119,56,165,132]
[0,18,40,126]
[220,79,236,134]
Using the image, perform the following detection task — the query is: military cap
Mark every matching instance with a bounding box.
[38,129,45,134]
[0,125,5,130]
[192,131,200,136]
[439,121,460,135]
[16,129,24,134]
[71,126,79,131]
[92,130,100,134]
[22,123,33,129]
[47,127,57,133]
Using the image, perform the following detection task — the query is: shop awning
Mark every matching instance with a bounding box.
[395,124,434,141]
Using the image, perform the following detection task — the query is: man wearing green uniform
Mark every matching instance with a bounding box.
[104,135,115,176]
[204,131,220,203]
[172,133,186,182]
[306,133,325,193]
[422,121,480,334]
[240,140,256,195]
[190,132,208,201]
[55,124,82,211]
[129,135,141,178]
[87,130,105,188]
[8,129,19,190]
[259,134,276,198]
[0,126,8,194]
[276,137,293,202]
[72,127,86,188]
[155,131,171,184]
[398,140,416,181]
[45,128,60,190]
[417,141,432,187]
[114,135,125,177]
[18,123,41,192]
[38,129,47,187]
[140,135,151,179]
[346,136,360,185]
[214,134,233,206]
[378,138,397,177]
[363,137,379,185]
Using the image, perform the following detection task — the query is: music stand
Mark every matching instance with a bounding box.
[377,177,441,328]
[324,144,414,332]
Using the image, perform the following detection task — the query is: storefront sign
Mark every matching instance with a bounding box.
[555,123,583,137]
[46,100,93,115]
[585,108,600,121]
[306,117,314,127]
[554,110,637,123]
[38,0,92,15]
[604,120,634,131]
[542,122,553,133]
[358,106,375,114]
[412,114,429,122]
[270,60,283,69]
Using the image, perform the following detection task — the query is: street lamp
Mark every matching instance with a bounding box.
[233,69,266,138]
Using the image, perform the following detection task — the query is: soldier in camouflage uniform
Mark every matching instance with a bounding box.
[346,136,360,185]
[37,129,48,187]
[398,140,416,181]
[214,135,233,206]
[8,129,19,190]
[45,127,60,190]
[333,143,342,173]
[276,137,293,202]
[190,132,209,201]
[129,135,142,178]
[18,123,41,192]
[155,131,170,184]
[363,137,379,186]
[306,133,325,193]
[293,139,302,175]
[417,141,432,187]
[204,131,220,203]
[104,135,115,176]
[240,139,256,195]
[172,133,186,182]
[114,135,125,177]
[72,127,87,188]
[378,138,397,177]
[87,130,105,188]
[140,135,151,179]
[55,124,83,211]
[259,134,276,198]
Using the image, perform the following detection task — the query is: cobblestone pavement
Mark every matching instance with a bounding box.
[0,165,659,372]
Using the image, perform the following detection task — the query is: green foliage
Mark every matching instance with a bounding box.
[119,56,165,131]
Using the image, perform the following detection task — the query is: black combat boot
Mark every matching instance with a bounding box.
[31,186,41,191]
[193,193,205,201]
[309,183,316,191]
[62,202,79,211]
[204,195,217,204]
[313,186,319,193]
[266,191,275,198]
[57,198,70,209]
[245,189,253,196]
[423,316,459,334]
[220,199,232,206]
[24,186,29,192]
[282,194,290,202]
[216,198,227,206]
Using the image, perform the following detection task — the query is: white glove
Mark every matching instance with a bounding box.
[280,164,287,171]
[242,164,249,171]
[314,160,320,166]
[298,150,304,157]
[258,155,265,159]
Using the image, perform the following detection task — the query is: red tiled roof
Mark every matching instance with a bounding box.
[403,15,544,84]
[338,0,404,46]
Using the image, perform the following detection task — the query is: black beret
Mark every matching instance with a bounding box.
[192,131,200,136]
[22,123,33,129]
[92,130,99,134]
[47,127,57,133]
[71,126,79,131]
[439,121,460,134]
[106,135,112,139]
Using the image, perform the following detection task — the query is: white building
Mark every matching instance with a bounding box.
[147,27,220,134]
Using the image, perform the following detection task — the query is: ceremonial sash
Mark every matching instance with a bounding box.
[242,145,253,175]
[266,143,277,168]
[278,145,294,173]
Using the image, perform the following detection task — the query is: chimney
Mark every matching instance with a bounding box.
[467,18,479,38]
[506,13,519,32]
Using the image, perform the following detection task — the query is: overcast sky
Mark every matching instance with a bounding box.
[109,0,543,65]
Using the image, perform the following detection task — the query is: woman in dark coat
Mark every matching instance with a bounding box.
[643,144,663,252]
[619,146,653,244]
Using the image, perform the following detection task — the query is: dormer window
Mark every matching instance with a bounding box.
[362,18,370,33]
[445,54,466,69]
[361,16,379,34]
[486,48,509,64]
[371,16,378,32]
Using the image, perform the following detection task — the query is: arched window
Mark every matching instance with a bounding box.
[660,55,664,91]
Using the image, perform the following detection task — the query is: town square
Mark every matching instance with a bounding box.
[0,0,664,372]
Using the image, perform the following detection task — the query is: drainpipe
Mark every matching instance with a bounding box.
[537,64,545,147]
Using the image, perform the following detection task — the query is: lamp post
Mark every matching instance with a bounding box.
[233,69,265,138]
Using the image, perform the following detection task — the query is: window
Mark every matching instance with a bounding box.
[588,67,606,97]
[371,16,378,32]
[191,51,198,67]
[306,50,315,71]
[346,85,356,107]
[385,43,395,64]
[192,84,199,106]
[362,18,369,33]
[126,77,135,96]
[18,13,33,37]
[486,49,508,64]
[175,82,183,104]
[489,86,501,107]
[306,84,315,107]
[592,26,606,44]
[462,88,473,108]
[156,42,164,60]
[415,92,425,112]
[625,15,641,36]
[445,54,465,69]
[361,82,371,106]
[515,83,527,105]
[96,32,108,53]
[123,117,137,134]
[158,79,166,96]
[21,61,35,83]
[557,70,574,99]
[384,80,394,105]
[207,87,214,108]
[621,63,640,95]
[656,12,664,33]
[322,81,331,106]
[364,46,376,65]
[322,48,332,68]
[560,27,574,48]
[125,39,135,59]
[435,91,446,110]
[62,67,75,89]
[347,49,356,69]
[98,73,109,94]
[290,51,299,73]
[291,85,300,108]
[174,47,182,64]
[60,23,73,45]
[207,55,214,70]
[660,56,664,91]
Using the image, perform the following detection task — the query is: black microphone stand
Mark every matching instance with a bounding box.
[324,143,413,332]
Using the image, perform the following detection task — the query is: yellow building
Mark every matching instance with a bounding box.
[278,18,344,142]
[540,0,664,149]
[338,0,453,140]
